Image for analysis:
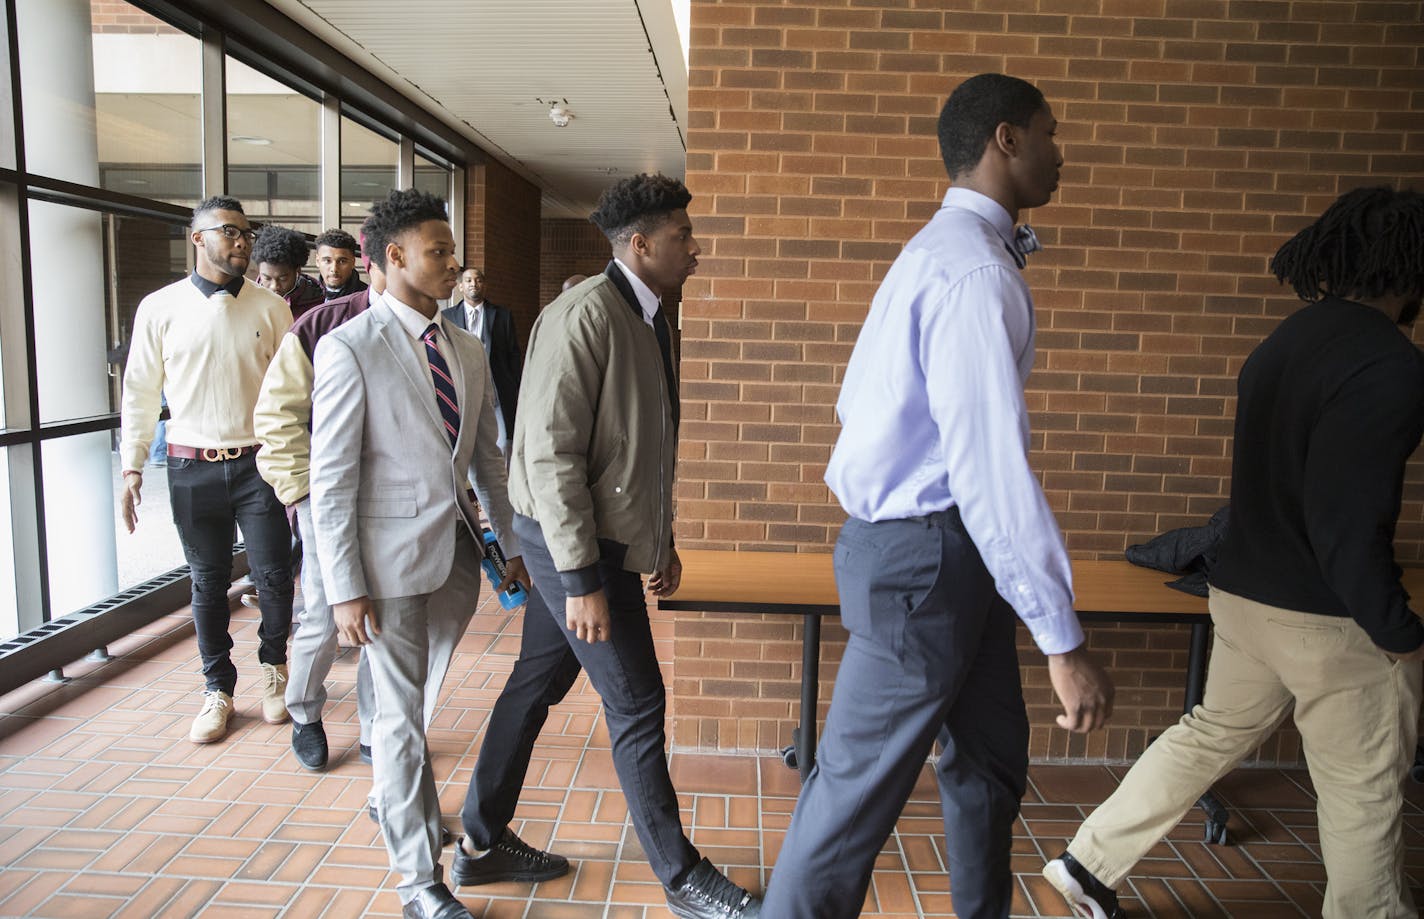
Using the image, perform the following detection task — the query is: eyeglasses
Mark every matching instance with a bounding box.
[195,224,257,242]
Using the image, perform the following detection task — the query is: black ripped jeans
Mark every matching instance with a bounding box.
[167,451,292,695]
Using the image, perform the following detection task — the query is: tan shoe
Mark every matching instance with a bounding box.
[260,663,289,725]
[190,690,233,743]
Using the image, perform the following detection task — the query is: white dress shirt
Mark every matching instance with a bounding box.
[824,187,1084,655]
[382,291,466,424]
[614,258,659,327]
[462,300,485,341]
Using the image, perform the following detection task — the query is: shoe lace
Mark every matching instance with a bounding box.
[262,663,287,692]
[684,869,751,913]
[199,691,230,716]
[495,831,556,865]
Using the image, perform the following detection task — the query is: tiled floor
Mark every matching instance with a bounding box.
[3,591,1424,918]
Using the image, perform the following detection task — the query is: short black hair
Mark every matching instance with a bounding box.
[251,225,311,270]
[588,173,692,247]
[1270,186,1424,304]
[937,74,1047,178]
[362,189,449,270]
[459,265,484,277]
[192,195,244,228]
[314,228,359,253]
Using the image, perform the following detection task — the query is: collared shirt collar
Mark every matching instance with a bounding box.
[463,299,484,332]
[613,257,660,326]
[942,187,1016,250]
[383,290,446,343]
[189,271,244,298]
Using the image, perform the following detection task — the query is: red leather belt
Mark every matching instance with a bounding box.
[168,443,260,461]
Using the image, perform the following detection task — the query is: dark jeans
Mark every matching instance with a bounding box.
[762,509,1029,919]
[168,451,293,695]
[461,514,698,887]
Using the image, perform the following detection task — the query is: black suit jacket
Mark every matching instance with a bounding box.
[441,300,521,433]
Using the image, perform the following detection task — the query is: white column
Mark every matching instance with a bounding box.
[17,0,119,618]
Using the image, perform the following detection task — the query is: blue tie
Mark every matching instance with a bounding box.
[422,324,460,449]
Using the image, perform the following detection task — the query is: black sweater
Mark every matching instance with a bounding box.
[1211,296,1424,653]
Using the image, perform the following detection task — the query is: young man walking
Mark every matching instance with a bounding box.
[254,237,383,772]
[1045,186,1424,919]
[762,74,1114,919]
[309,189,526,919]
[119,195,295,743]
[454,173,760,919]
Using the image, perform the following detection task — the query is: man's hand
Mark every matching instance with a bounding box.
[334,597,380,646]
[120,472,143,533]
[647,547,682,598]
[497,556,531,595]
[1047,645,1114,733]
[567,589,611,644]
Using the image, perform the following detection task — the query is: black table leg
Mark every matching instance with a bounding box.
[1186,621,1230,845]
[792,611,821,783]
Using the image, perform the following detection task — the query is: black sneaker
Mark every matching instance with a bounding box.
[451,829,570,885]
[291,720,328,771]
[1043,851,1126,919]
[665,858,760,919]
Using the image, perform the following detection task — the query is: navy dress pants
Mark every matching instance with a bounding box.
[763,509,1029,919]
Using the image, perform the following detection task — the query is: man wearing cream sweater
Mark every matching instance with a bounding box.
[119,195,294,744]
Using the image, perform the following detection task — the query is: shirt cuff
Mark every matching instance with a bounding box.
[559,563,604,598]
[1027,613,1085,656]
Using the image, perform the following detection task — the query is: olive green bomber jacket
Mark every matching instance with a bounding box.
[508,269,677,595]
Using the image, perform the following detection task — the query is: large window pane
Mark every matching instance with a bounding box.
[0,182,22,432]
[227,56,321,236]
[413,152,449,201]
[17,0,201,205]
[28,201,189,423]
[341,114,398,239]
[0,447,21,639]
[0,8,16,171]
[38,431,185,622]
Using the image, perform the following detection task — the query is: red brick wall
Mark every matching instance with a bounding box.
[90,1,181,35]
[669,0,1424,764]
[463,160,543,339]
[539,218,611,307]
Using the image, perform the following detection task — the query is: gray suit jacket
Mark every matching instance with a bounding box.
[309,300,518,604]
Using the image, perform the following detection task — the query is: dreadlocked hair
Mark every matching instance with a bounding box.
[1269,185,1424,303]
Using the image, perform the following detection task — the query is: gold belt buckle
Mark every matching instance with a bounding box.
[201,447,242,461]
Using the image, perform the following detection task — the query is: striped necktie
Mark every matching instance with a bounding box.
[422,324,460,449]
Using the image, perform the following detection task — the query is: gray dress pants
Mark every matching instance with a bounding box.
[763,509,1029,919]
[365,526,481,903]
[286,498,375,746]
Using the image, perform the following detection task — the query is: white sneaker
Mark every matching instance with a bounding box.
[190,690,233,743]
[260,663,289,724]
[240,592,260,609]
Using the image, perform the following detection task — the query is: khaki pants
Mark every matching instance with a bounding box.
[1069,587,1422,919]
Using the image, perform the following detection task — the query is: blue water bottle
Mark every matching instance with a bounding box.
[481,527,528,610]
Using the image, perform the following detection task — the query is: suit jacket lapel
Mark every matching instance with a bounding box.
[371,302,447,440]
[447,331,480,462]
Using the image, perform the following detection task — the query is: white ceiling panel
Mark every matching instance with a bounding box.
[275,0,687,218]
